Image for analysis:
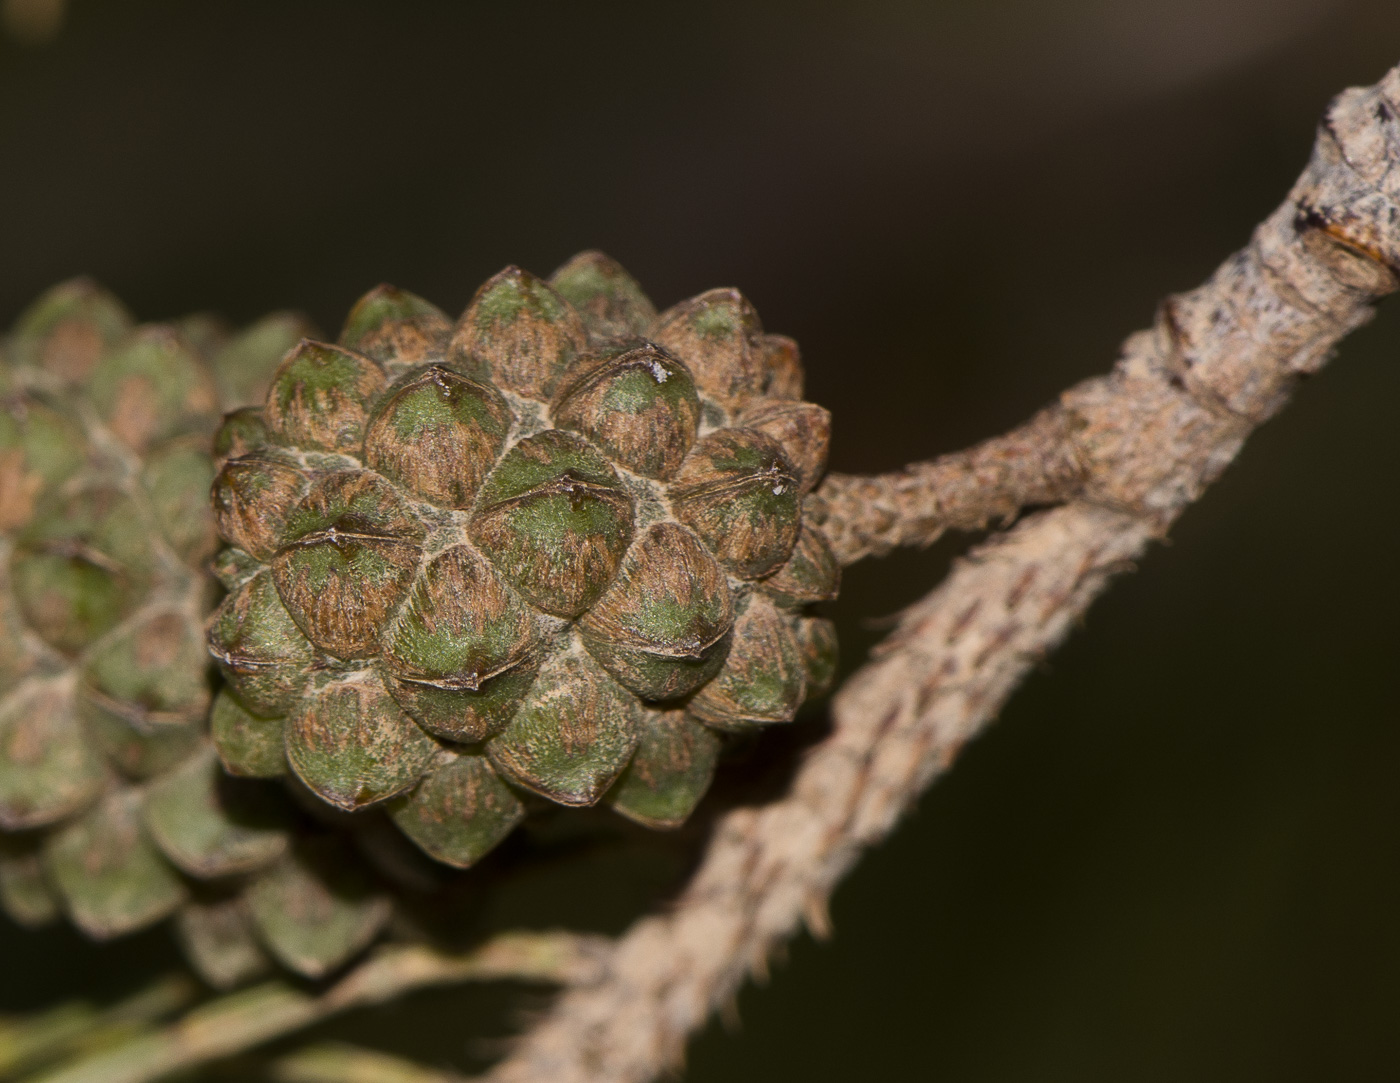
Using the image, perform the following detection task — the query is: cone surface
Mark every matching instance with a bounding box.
[209,252,839,871]
[0,283,404,985]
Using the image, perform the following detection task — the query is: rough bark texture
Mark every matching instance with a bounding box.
[486,64,1400,1083]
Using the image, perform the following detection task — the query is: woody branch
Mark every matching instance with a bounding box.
[485,62,1400,1083]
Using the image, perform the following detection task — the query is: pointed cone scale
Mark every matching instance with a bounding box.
[548,251,657,343]
[213,312,317,410]
[210,688,287,779]
[469,429,634,617]
[286,669,438,812]
[736,400,831,493]
[210,546,263,593]
[12,278,133,384]
[141,439,218,562]
[387,750,525,869]
[12,482,153,655]
[0,395,86,531]
[487,649,642,806]
[245,837,391,979]
[649,287,766,408]
[339,284,452,370]
[264,339,386,453]
[794,615,838,699]
[381,544,540,742]
[550,344,701,480]
[689,595,806,731]
[44,787,187,940]
[0,676,105,829]
[760,524,840,608]
[143,743,290,879]
[363,365,512,508]
[78,692,205,781]
[211,449,309,562]
[385,660,539,747]
[175,892,273,989]
[449,266,586,400]
[83,606,210,720]
[88,326,218,452]
[608,709,722,829]
[207,570,315,717]
[668,427,801,579]
[213,406,272,467]
[579,521,733,701]
[10,548,133,655]
[20,480,153,575]
[756,333,804,400]
[272,470,424,659]
[0,836,60,928]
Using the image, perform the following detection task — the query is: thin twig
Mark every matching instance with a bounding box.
[267,1041,466,1083]
[811,405,1086,564]
[25,932,608,1083]
[484,63,1400,1083]
[0,977,197,1081]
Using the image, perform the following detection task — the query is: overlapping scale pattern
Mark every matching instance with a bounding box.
[208,252,839,866]
[0,283,403,987]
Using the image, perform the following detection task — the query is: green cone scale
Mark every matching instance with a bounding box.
[209,252,839,866]
[0,282,406,986]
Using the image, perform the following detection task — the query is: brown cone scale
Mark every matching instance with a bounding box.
[381,544,541,743]
[579,521,733,701]
[689,594,806,732]
[244,836,390,979]
[737,399,831,493]
[760,523,840,608]
[363,365,512,509]
[212,450,309,562]
[469,430,634,618]
[549,251,658,344]
[286,669,438,812]
[450,267,587,400]
[176,894,272,989]
[550,344,700,480]
[650,288,767,409]
[487,649,642,806]
[608,710,723,829]
[207,570,315,718]
[794,615,839,700]
[0,676,104,830]
[388,750,525,869]
[272,471,424,659]
[265,340,386,454]
[338,284,453,370]
[669,428,802,579]
[757,333,804,400]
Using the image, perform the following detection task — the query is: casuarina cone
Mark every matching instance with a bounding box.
[208,252,839,867]
[0,282,399,987]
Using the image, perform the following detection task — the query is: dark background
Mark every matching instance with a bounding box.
[3,1,1400,1079]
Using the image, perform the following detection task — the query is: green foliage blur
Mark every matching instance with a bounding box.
[2,1,1399,1079]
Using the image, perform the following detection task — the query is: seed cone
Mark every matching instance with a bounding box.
[209,253,839,870]
[0,282,416,987]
